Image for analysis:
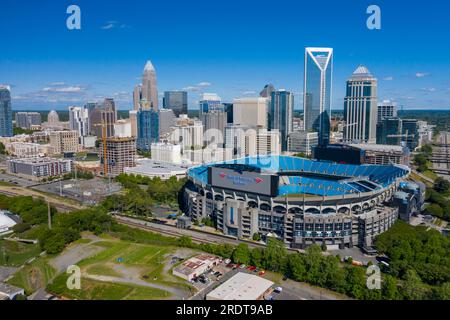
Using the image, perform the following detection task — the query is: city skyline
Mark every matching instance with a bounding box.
[0,1,449,111]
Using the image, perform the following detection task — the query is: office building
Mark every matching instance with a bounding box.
[163,91,188,116]
[288,131,318,156]
[402,119,420,151]
[233,97,268,129]
[7,157,72,181]
[129,110,138,137]
[0,86,13,137]
[69,106,90,138]
[15,112,42,130]
[141,61,158,111]
[303,48,333,146]
[158,108,176,136]
[136,109,159,151]
[89,99,116,138]
[99,137,136,177]
[133,84,142,110]
[343,66,377,144]
[151,142,182,164]
[49,131,80,154]
[223,103,234,124]
[202,110,227,146]
[199,93,222,115]
[270,90,294,151]
[376,117,403,145]
[377,100,397,123]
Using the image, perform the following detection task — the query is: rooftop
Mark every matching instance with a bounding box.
[207,272,274,300]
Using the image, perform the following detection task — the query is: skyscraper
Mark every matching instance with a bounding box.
[233,97,268,129]
[136,109,159,151]
[270,90,294,151]
[163,91,188,116]
[89,99,116,138]
[303,47,333,146]
[260,84,275,98]
[202,110,227,146]
[141,61,158,111]
[402,119,420,151]
[0,86,13,137]
[69,106,90,138]
[133,85,142,111]
[199,93,222,115]
[377,100,397,124]
[343,66,378,144]
[376,117,403,145]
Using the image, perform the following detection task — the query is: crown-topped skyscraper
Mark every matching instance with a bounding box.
[141,60,158,111]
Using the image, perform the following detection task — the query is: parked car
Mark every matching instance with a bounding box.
[224,259,231,264]
[247,266,256,271]
[274,287,283,293]
[239,264,246,269]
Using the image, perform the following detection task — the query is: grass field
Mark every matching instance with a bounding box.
[0,240,42,267]
[46,237,195,300]
[7,257,56,295]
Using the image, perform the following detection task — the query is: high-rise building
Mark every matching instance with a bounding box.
[99,137,136,177]
[376,117,402,146]
[0,86,13,137]
[202,110,227,146]
[15,112,42,130]
[343,66,378,144]
[377,100,397,124]
[151,143,182,164]
[169,117,203,152]
[270,90,294,151]
[223,103,234,124]
[303,47,333,146]
[141,61,158,111]
[260,84,275,98]
[225,125,280,158]
[47,110,60,126]
[402,119,420,151]
[133,85,142,111]
[89,99,117,138]
[288,131,319,156]
[199,93,222,115]
[163,91,188,117]
[69,106,90,138]
[114,119,132,138]
[49,131,80,154]
[129,110,138,138]
[136,109,159,151]
[158,109,175,136]
[233,97,268,129]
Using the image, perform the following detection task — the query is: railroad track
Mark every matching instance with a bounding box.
[0,190,81,212]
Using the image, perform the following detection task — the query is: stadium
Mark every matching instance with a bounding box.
[184,155,410,249]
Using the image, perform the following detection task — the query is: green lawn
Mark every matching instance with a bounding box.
[7,257,56,295]
[47,274,171,300]
[0,240,42,267]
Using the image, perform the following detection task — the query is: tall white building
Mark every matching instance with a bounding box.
[151,143,182,164]
[141,61,158,111]
[114,119,132,138]
[233,97,268,129]
[69,106,90,138]
[169,119,203,152]
[343,66,378,144]
[303,47,333,146]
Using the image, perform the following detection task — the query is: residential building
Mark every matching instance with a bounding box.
[270,90,294,151]
[0,86,13,137]
[114,119,132,138]
[163,91,188,116]
[136,109,159,151]
[343,66,377,144]
[99,137,136,177]
[7,157,72,181]
[303,48,333,146]
[6,142,53,158]
[49,131,80,154]
[69,106,90,138]
[15,112,42,130]
[169,117,203,152]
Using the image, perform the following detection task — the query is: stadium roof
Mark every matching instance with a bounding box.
[188,156,410,197]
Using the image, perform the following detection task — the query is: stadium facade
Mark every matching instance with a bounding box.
[184,156,410,249]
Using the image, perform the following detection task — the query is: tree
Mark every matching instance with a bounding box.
[252,233,261,241]
[433,177,450,193]
[263,239,287,273]
[178,236,194,248]
[425,203,444,218]
[232,243,250,265]
[402,269,427,300]
[382,275,400,300]
[250,248,264,268]
[0,142,6,155]
[286,254,307,282]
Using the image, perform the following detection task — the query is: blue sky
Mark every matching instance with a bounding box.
[1,0,449,111]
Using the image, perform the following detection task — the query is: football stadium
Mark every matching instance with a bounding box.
[184,156,410,249]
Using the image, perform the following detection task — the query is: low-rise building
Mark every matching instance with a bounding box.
[0,283,25,300]
[0,210,20,236]
[206,272,274,300]
[124,159,188,180]
[49,130,80,154]
[6,142,54,158]
[7,157,72,181]
[173,254,220,281]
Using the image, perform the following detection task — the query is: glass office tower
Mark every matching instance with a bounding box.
[136,109,159,151]
[303,48,333,146]
[163,91,188,117]
[0,86,13,137]
[270,90,294,151]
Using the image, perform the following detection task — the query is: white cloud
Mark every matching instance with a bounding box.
[182,86,200,92]
[421,87,437,92]
[197,82,211,87]
[43,86,84,93]
[50,82,66,86]
[101,21,130,30]
[383,76,394,81]
[416,72,430,78]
